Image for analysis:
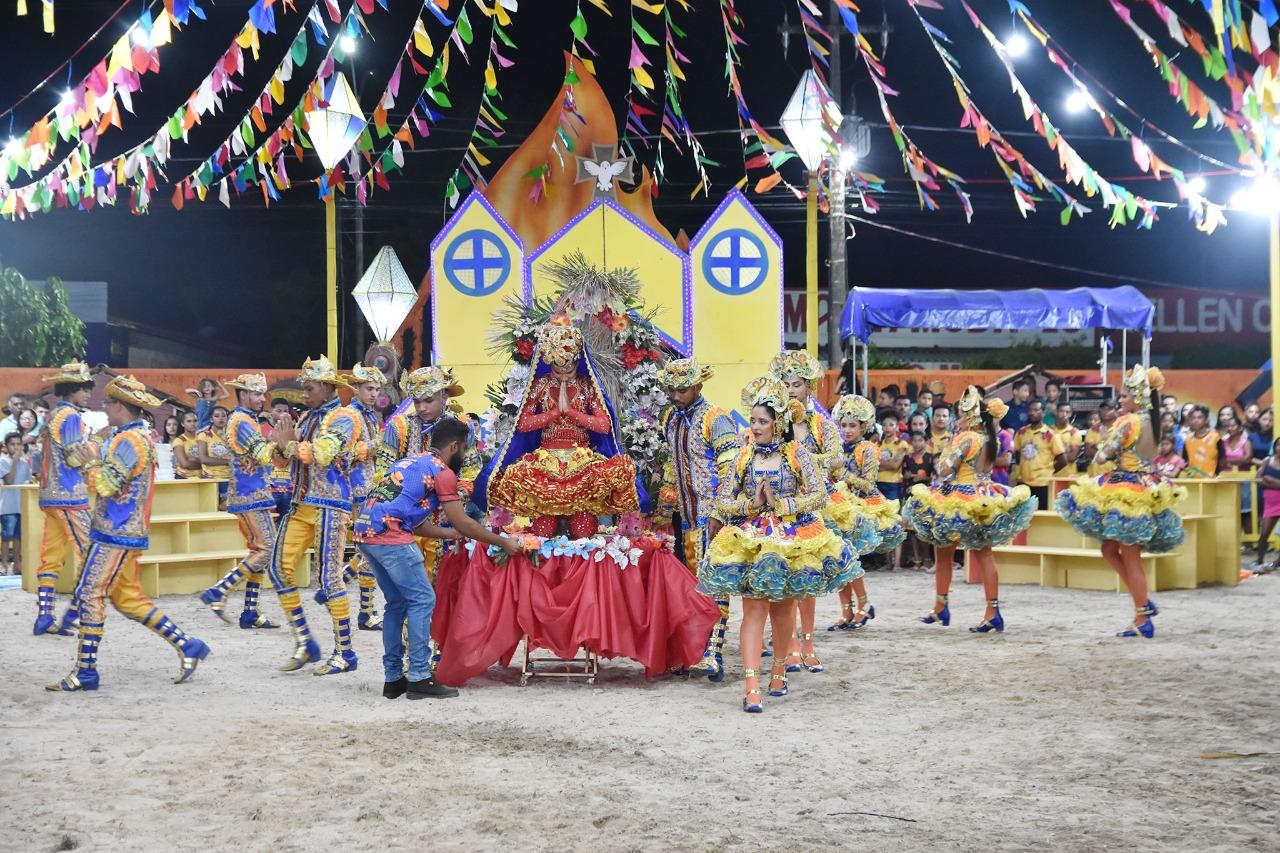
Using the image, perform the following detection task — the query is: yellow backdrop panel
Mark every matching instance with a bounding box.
[430,192,524,409]
[690,190,784,415]
[525,199,691,355]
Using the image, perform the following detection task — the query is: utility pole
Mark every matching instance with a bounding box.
[826,0,846,372]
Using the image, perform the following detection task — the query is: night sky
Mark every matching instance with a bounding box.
[0,0,1269,367]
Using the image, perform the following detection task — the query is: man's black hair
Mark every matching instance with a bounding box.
[54,382,93,398]
[430,417,470,449]
[3,431,20,444]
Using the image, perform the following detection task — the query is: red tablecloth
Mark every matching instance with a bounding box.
[431,542,720,686]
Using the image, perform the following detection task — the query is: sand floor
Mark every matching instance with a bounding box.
[1,569,1276,852]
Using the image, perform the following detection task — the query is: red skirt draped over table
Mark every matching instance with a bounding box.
[431,542,721,687]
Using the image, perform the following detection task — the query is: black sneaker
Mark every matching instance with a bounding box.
[383,677,408,699]
[406,678,459,700]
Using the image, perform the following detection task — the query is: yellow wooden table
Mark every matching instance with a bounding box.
[12,480,311,597]
[992,477,1242,592]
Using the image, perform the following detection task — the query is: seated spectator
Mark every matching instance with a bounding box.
[1,431,32,575]
[1182,404,1224,476]
[1001,379,1032,432]
[1152,436,1187,479]
[184,377,229,431]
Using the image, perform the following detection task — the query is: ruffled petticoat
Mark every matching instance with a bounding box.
[488,446,638,517]
[698,512,861,601]
[825,484,883,555]
[902,480,1035,550]
[1055,470,1185,553]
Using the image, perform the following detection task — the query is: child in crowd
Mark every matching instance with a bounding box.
[1152,436,1187,480]
[1,431,32,575]
[184,377,229,431]
[901,430,934,570]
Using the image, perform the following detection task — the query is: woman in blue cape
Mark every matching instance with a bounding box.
[476,319,639,539]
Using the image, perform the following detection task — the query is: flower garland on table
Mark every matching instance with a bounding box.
[464,531,673,569]
[481,251,671,499]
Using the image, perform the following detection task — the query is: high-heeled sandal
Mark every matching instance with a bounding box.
[969,597,1004,633]
[827,603,855,631]
[742,668,763,713]
[767,666,789,697]
[919,594,950,626]
[1117,604,1156,638]
[852,597,875,629]
[798,632,823,673]
[783,630,804,672]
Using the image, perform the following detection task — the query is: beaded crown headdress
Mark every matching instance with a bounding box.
[656,358,714,389]
[956,385,983,426]
[538,319,584,369]
[104,375,162,409]
[832,394,875,425]
[402,366,463,400]
[742,376,796,428]
[769,350,823,385]
[298,355,347,386]
[225,373,267,393]
[345,362,388,386]
[984,396,1009,422]
[42,360,93,385]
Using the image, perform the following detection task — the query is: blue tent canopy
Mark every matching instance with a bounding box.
[839,286,1155,343]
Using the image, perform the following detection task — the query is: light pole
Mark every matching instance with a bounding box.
[305,71,366,363]
[1230,176,1280,407]
[781,69,843,360]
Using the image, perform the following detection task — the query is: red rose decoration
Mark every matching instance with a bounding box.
[515,338,534,361]
[621,343,644,370]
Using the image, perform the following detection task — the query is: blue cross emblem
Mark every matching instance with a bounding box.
[702,228,768,295]
[442,229,510,297]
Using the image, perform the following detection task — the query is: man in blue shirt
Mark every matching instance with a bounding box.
[1000,379,1033,432]
[354,418,519,699]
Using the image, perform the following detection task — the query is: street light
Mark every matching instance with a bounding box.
[1231,173,1280,408]
[339,35,358,54]
[1065,90,1089,114]
[781,68,843,360]
[353,246,418,343]
[1005,33,1029,58]
[305,72,368,363]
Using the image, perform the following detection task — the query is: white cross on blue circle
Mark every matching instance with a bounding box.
[703,228,768,295]
[443,229,510,297]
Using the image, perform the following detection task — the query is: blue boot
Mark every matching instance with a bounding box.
[313,649,358,676]
[33,613,57,636]
[920,595,950,627]
[200,588,231,624]
[279,637,322,672]
[239,610,280,629]
[46,669,99,692]
[56,607,80,636]
[174,637,211,684]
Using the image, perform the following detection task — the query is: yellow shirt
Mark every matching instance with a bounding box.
[1085,425,1116,476]
[926,430,950,456]
[197,427,232,480]
[1184,430,1221,474]
[171,434,203,479]
[1014,424,1066,487]
[876,436,908,484]
[1052,424,1082,476]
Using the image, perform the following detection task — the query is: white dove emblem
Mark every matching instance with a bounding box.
[583,159,629,192]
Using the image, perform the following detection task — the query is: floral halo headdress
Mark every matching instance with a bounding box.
[741,376,796,429]
[1124,364,1164,408]
[402,366,464,401]
[984,396,1009,423]
[656,358,714,389]
[104,375,162,410]
[956,385,983,427]
[769,350,823,387]
[297,355,347,386]
[537,317,584,369]
[832,394,875,425]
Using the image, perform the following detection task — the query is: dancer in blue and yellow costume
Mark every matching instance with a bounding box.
[266,356,364,675]
[655,358,741,681]
[828,394,907,631]
[48,376,211,691]
[324,362,388,631]
[769,350,856,673]
[32,361,96,637]
[699,377,858,713]
[377,365,478,581]
[1056,366,1184,638]
[198,373,281,630]
[904,387,1035,633]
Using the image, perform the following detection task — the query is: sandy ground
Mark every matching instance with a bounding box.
[1,568,1277,853]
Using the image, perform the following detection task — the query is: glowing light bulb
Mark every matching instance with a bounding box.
[58,89,74,108]
[340,35,357,53]
[1065,91,1089,114]
[839,148,858,171]
[3,137,22,158]
[1005,34,1029,58]
[1188,176,1207,194]
[130,24,150,48]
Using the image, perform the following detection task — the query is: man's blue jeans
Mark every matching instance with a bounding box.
[357,542,437,682]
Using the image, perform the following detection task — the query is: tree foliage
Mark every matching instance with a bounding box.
[0,263,87,367]
[961,341,1096,370]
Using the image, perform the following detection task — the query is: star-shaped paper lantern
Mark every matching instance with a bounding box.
[352,246,418,343]
[306,72,367,171]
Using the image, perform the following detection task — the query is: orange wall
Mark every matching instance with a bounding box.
[0,368,306,413]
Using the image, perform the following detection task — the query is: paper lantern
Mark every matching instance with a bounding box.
[353,246,418,342]
[780,69,843,173]
[305,72,367,171]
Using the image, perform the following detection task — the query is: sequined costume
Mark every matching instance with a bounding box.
[699,441,860,601]
[267,357,365,675]
[343,392,384,628]
[199,375,281,629]
[1056,412,1186,553]
[49,377,209,692]
[838,438,908,554]
[655,358,741,679]
[481,322,639,538]
[903,428,1036,551]
[34,399,93,636]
